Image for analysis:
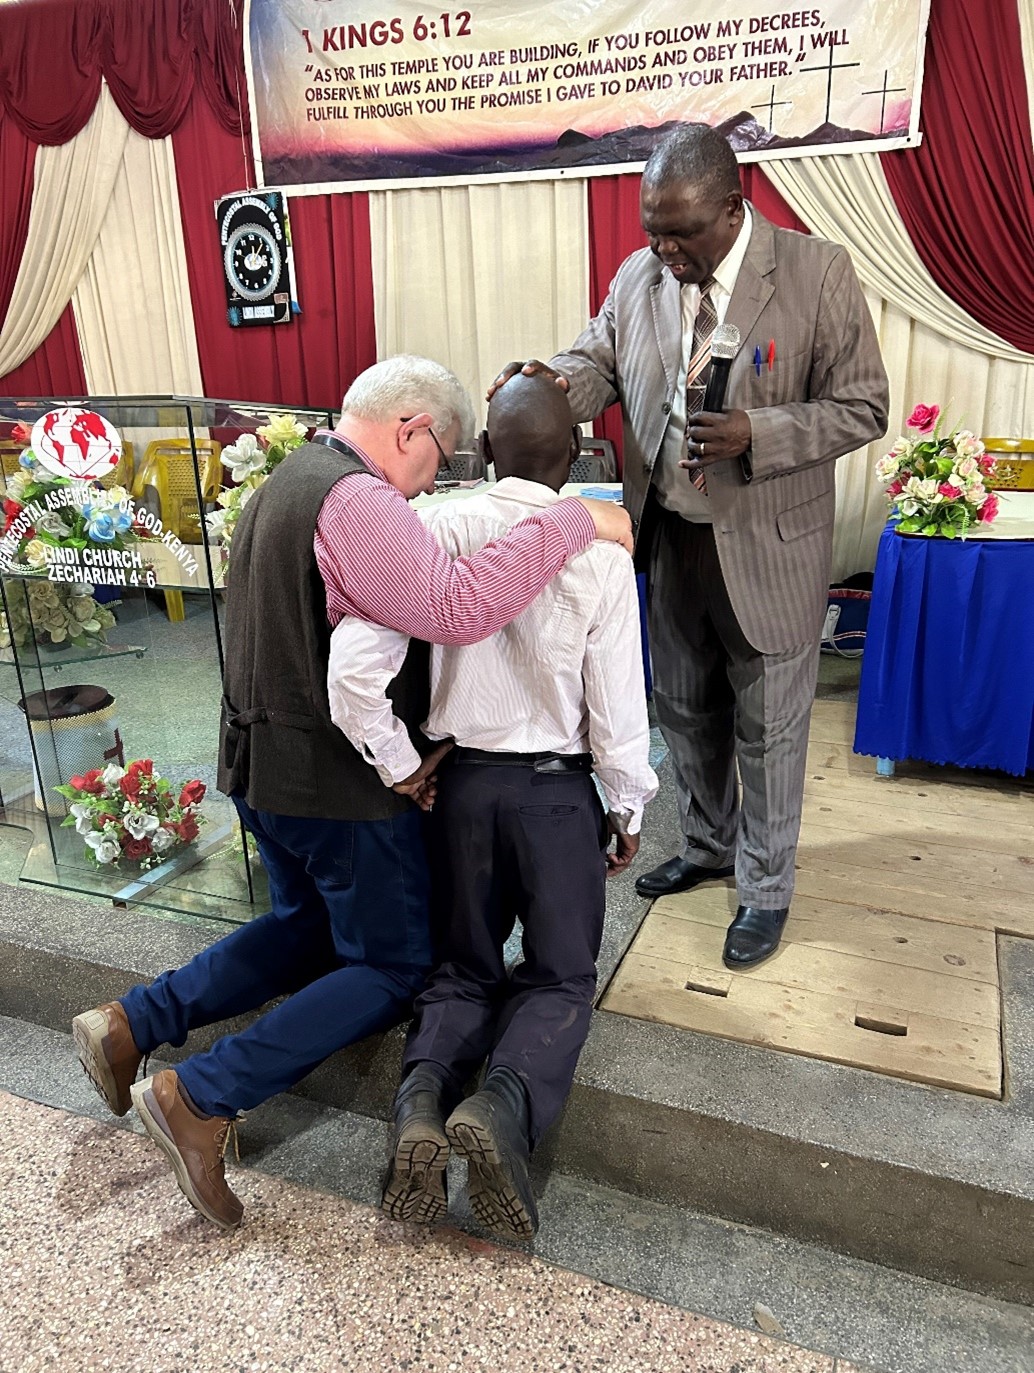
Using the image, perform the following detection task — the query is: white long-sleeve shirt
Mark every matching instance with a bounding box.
[328,476,658,833]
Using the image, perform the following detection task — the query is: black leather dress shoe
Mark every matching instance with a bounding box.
[381,1064,454,1225]
[635,855,735,898]
[722,906,789,968]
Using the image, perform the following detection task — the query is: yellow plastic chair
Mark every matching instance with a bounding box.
[983,437,1034,491]
[132,439,223,621]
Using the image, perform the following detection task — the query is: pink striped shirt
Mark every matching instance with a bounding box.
[313,441,595,643]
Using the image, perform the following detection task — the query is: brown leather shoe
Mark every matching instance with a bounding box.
[131,1069,244,1231]
[71,1002,143,1117]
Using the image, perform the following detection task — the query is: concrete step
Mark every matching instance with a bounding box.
[3,1014,1033,1373]
[3,878,1034,1308]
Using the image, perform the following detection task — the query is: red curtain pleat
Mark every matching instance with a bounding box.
[0,304,87,396]
[0,0,247,142]
[171,95,376,412]
[881,0,1034,353]
[586,164,810,465]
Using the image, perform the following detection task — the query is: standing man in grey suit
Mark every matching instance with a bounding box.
[494,123,888,968]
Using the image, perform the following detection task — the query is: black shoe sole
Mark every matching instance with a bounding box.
[635,863,735,898]
[446,1102,538,1241]
[381,1117,450,1225]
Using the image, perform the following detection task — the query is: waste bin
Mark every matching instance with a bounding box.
[18,685,123,814]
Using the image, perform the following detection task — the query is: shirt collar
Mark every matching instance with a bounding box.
[711,202,753,298]
[489,475,562,507]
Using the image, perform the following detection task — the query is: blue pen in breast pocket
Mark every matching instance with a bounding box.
[753,345,762,376]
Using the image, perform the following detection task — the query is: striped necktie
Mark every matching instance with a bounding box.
[685,279,717,494]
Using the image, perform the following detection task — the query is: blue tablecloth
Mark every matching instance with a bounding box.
[854,524,1034,775]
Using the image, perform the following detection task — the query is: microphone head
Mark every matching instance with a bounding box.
[711,323,740,361]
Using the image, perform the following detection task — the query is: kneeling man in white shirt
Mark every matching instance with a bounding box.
[328,372,657,1240]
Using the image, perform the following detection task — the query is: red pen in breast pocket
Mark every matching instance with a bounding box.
[767,339,776,371]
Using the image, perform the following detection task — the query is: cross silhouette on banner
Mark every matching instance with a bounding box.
[862,70,907,133]
[103,729,125,767]
[801,46,861,125]
[751,85,793,134]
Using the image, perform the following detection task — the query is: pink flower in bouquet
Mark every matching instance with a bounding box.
[885,478,904,497]
[907,403,940,434]
[978,491,1000,522]
[11,421,31,444]
[938,483,963,500]
[979,454,996,475]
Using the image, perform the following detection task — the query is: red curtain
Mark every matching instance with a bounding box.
[0,305,87,396]
[172,96,377,412]
[881,0,1034,353]
[0,0,248,142]
[586,165,810,463]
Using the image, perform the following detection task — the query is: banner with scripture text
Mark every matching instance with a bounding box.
[245,0,931,192]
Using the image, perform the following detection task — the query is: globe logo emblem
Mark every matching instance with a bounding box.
[30,408,122,481]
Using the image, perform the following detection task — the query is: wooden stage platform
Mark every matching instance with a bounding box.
[601,698,1034,1099]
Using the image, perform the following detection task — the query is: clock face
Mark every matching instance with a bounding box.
[224,224,282,302]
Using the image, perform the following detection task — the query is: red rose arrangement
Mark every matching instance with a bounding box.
[56,759,207,869]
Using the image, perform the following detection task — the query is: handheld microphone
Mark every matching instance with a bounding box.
[701,323,740,412]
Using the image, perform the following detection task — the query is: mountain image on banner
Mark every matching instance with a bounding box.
[263,113,905,187]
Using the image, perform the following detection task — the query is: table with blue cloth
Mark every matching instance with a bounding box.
[854,516,1034,776]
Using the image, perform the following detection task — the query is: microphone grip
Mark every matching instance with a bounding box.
[701,356,732,413]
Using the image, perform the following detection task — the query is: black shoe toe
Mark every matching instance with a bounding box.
[722,906,789,969]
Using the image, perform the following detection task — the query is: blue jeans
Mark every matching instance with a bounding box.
[120,796,432,1117]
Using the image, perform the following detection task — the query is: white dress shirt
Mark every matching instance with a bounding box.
[653,204,754,522]
[328,476,658,833]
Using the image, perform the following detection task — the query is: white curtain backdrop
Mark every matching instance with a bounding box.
[72,96,203,395]
[370,179,588,429]
[0,87,128,380]
[764,152,1034,576]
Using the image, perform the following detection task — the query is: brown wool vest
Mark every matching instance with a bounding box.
[217,440,430,820]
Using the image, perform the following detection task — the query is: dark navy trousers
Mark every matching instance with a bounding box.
[402,760,608,1145]
[120,795,432,1118]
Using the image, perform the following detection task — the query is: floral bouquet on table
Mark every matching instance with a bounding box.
[0,577,116,651]
[56,760,207,869]
[875,403,999,538]
[205,412,309,548]
[2,425,137,571]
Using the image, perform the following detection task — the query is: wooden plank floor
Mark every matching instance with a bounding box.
[600,697,1032,1097]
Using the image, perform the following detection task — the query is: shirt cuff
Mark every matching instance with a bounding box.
[364,735,423,787]
[548,498,597,553]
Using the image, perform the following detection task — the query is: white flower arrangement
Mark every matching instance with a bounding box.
[205,412,309,549]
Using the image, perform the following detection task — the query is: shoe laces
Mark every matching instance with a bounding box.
[216,1118,241,1164]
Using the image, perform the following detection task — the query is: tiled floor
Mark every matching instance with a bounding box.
[0,1089,854,1373]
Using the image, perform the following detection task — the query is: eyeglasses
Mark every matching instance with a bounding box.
[401,417,452,474]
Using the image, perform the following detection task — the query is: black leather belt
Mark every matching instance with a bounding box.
[453,746,593,774]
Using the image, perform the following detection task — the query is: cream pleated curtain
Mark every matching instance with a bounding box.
[0,82,202,396]
[72,91,203,395]
[764,152,1034,577]
[370,179,588,430]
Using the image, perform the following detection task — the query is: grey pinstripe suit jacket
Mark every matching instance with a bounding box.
[550,209,889,654]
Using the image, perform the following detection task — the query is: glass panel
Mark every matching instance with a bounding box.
[0,395,334,922]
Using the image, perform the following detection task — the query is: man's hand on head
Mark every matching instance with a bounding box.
[680,408,752,471]
[575,497,633,555]
[487,360,570,403]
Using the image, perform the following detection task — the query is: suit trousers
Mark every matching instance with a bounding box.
[119,796,432,1118]
[402,760,608,1146]
[648,506,820,908]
